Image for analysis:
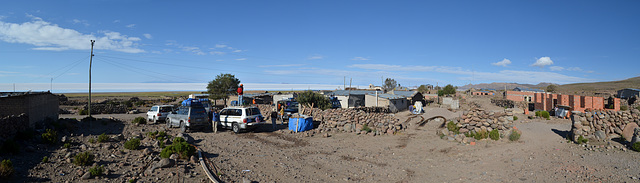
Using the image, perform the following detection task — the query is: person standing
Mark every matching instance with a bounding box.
[270,109,278,131]
[237,84,244,106]
[212,110,220,133]
[279,104,285,125]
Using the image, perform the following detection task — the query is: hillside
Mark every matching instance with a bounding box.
[458,82,553,91]
[557,76,640,95]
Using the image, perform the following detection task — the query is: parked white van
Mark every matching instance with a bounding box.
[219,106,265,133]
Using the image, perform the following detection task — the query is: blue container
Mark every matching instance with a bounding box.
[288,117,313,132]
[182,98,202,107]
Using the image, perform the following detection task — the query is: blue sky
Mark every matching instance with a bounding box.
[1,1,639,92]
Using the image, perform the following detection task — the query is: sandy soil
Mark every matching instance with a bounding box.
[5,97,640,183]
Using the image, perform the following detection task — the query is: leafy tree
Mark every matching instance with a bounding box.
[297,91,331,110]
[206,73,241,105]
[383,78,398,92]
[438,84,456,96]
[417,84,431,93]
[546,84,557,93]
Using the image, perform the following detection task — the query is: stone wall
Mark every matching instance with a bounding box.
[570,109,640,142]
[0,92,58,129]
[441,108,516,143]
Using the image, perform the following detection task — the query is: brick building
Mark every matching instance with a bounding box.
[0,91,59,128]
[533,93,619,112]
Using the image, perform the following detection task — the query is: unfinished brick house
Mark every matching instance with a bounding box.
[533,93,620,112]
[471,91,495,96]
[505,87,544,102]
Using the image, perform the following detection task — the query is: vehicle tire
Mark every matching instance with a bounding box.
[180,122,187,133]
[166,118,172,128]
[232,123,240,134]
[152,116,157,124]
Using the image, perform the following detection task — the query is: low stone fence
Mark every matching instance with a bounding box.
[570,109,640,142]
[441,108,516,143]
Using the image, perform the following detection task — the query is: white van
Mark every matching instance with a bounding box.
[219,106,265,133]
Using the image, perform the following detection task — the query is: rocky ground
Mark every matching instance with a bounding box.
[3,97,640,182]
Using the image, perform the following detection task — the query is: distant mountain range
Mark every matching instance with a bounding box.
[458,76,640,96]
[458,82,554,91]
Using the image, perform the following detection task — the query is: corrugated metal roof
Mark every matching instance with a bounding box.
[622,88,640,92]
[367,93,406,100]
[513,87,544,92]
[326,90,378,96]
[391,90,417,98]
[0,91,51,98]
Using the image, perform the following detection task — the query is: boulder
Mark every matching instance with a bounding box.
[621,122,639,142]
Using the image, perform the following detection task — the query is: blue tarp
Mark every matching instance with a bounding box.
[288,117,313,132]
[181,98,202,107]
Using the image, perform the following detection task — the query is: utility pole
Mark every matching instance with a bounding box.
[89,40,95,120]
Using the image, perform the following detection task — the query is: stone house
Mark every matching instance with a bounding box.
[0,91,59,129]
[326,90,377,108]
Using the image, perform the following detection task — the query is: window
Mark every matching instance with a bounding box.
[220,109,228,115]
[234,109,242,116]
[149,106,157,112]
[247,108,260,116]
[159,107,172,112]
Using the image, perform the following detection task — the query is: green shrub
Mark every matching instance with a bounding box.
[88,138,96,144]
[632,142,640,152]
[464,132,473,137]
[535,111,540,117]
[509,130,521,141]
[147,131,169,141]
[446,121,460,134]
[41,129,58,144]
[64,143,71,149]
[129,178,137,183]
[89,165,104,176]
[361,124,372,133]
[135,101,145,106]
[576,135,588,144]
[636,106,640,111]
[489,129,500,141]
[79,109,88,115]
[0,159,14,178]
[540,111,550,119]
[97,133,109,143]
[73,151,94,166]
[161,138,195,159]
[620,105,628,111]
[42,156,49,163]
[132,117,146,124]
[474,130,488,140]
[124,138,141,150]
[2,139,20,154]
[513,116,518,121]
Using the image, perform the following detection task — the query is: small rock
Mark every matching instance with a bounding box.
[169,154,179,160]
[81,172,91,180]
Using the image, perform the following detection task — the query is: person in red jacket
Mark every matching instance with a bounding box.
[237,84,244,106]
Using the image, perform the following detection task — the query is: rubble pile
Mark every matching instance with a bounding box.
[84,104,128,114]
[570,109,640,142]
[0,113,29,140]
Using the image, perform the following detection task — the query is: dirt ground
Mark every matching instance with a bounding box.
[5,97,640,183]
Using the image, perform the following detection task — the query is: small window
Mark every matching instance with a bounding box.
[234,109,242,116]
[220,109,228,115]
[150,106,157,112]
[159,107,172,112]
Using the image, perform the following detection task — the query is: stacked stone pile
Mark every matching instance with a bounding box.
[447,108,515,135]
[84,104,128,114]
[570,109,640,141]
[490,98,515,108]
[0,113,29,140]
[290,108,402,135]
[353,107,391,113]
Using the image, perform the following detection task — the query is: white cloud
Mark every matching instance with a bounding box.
[215,44,227,48]
[113,20,120,23]
[550,66,564,71]
[349,64,438,72]
[72,19,89,26]
[236,58,247,61]
[259,64,304,68]
[0,70,19,74]
[531,57,553,67]
[209,51,225,55]
[125,24,136,28]
[307,55,324,60]
[351,57,369,61]
[566,67,582,71]
[0,16,144,53]
[143,33,152,39]
[492,58,511,67]
[232,49,242,53]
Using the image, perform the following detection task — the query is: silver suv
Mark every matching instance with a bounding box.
[166,106,209,133]
[219,106,265,133]
[147,105,174,123]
